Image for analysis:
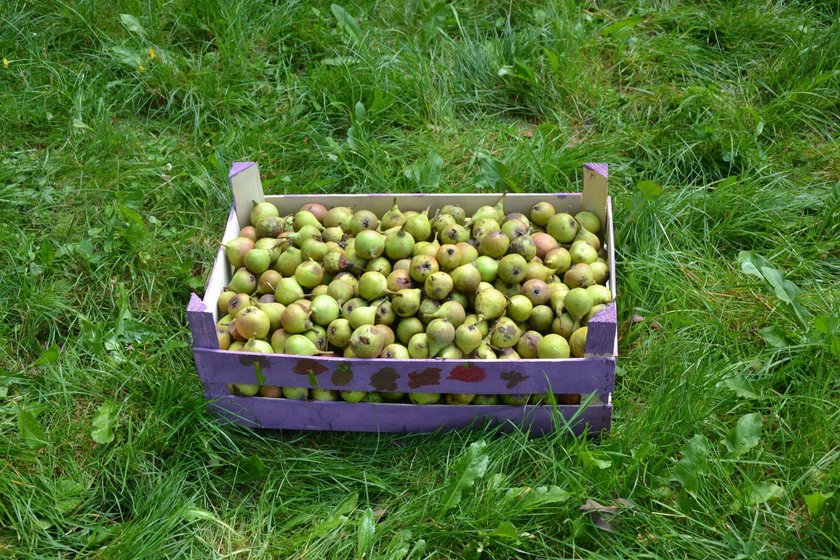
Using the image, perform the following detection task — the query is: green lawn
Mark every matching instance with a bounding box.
[2,1,839,558]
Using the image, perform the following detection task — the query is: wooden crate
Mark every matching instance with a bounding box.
[187,162,616,434]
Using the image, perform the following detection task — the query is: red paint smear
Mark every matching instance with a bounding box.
[447,364,486,383]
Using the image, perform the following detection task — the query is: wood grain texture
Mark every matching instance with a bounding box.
[582,163,609,229]
[206,397,612,435]
[194,349,615,394]
[230,162,264,227]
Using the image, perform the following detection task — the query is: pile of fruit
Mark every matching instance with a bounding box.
[214,197,612,404]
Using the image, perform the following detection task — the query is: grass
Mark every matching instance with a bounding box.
[1,0,838,557]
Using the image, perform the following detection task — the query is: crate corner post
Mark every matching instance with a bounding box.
[188,293,220,350]
[582,163,609,228]
[229,162,265,227]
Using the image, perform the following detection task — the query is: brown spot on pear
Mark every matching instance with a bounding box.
[509,235,537,261]
[424,271,454,300]
[234,306,270,339]
[217,290,236,315]
[256,215,285,238]
[563,263,595,288]
[216,328,231,350]
[387,269,413,292]
[409,255,440,284]
[391,289,422,317]
[501,218,529,241]
[381,343,410,359]
[547,212,579,243]
[517,330,543,359]
[349,210,379,235]
[471,218,501,240]
[530,202,556,227]
[280,303,312,334]
[478,231,510,259]
[440,223,469,245]
[326,318,352,348]
[408,333,430,358]
[349,325,388,358]
[294,259,324,289]
[490,317,522,348]
[498,254,528,284]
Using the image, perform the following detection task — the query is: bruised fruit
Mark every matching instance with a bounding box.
[547,212,579,243]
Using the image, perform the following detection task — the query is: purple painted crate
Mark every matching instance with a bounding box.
[188,162,617,434]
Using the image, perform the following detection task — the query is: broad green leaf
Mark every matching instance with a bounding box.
[745,482,784,506]
[54,479,85,513]
[600,16,643,36]
[725,413,762,457]
[579,449,612,470]
[813,314,831,334]
[91,401,118,445]
[437,440,489,518]
[312,514,348,537]
[488,520,519,541]
[637,180,663,200]
[760,325,793,348]
[18,410,48,450]
[737,251,769,280]
[354,101,367,121]
[760,266,797,304]
[33,345,59,366]
[110,46,143,68]
[721,375,760,399]
[384,529,412,560]
[405,151,443,191]
[669,434,710,495]
[479,156,519,192]
[804,491,833,517]
[331,4,363,43]
[119,14,145,35]
[356,507,375,559]
[503,485,570,510]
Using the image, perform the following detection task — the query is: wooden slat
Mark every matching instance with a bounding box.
[206,397,612,435]
[193,349,615,395]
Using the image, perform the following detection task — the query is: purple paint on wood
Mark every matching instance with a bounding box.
[188,293,219,349]
[194,350,615,394]
[585,302,617,357]
[584,163,609,178]
[229,161,255,179]
[205,397,612,435]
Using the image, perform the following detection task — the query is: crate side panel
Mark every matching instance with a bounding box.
[194,350,615,394]
[230,163,264,227]
[206,398,612,435]
[606,196,617,299]
[202,206,240,319]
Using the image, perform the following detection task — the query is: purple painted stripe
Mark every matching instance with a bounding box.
[584,162,609,178]
[585,302,617,357]
[206,397,612,435]
[188,294,219,349]
[193,349,614,394]
[229,161,255,179]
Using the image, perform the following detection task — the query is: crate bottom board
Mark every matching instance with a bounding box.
[206,397,612,435]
